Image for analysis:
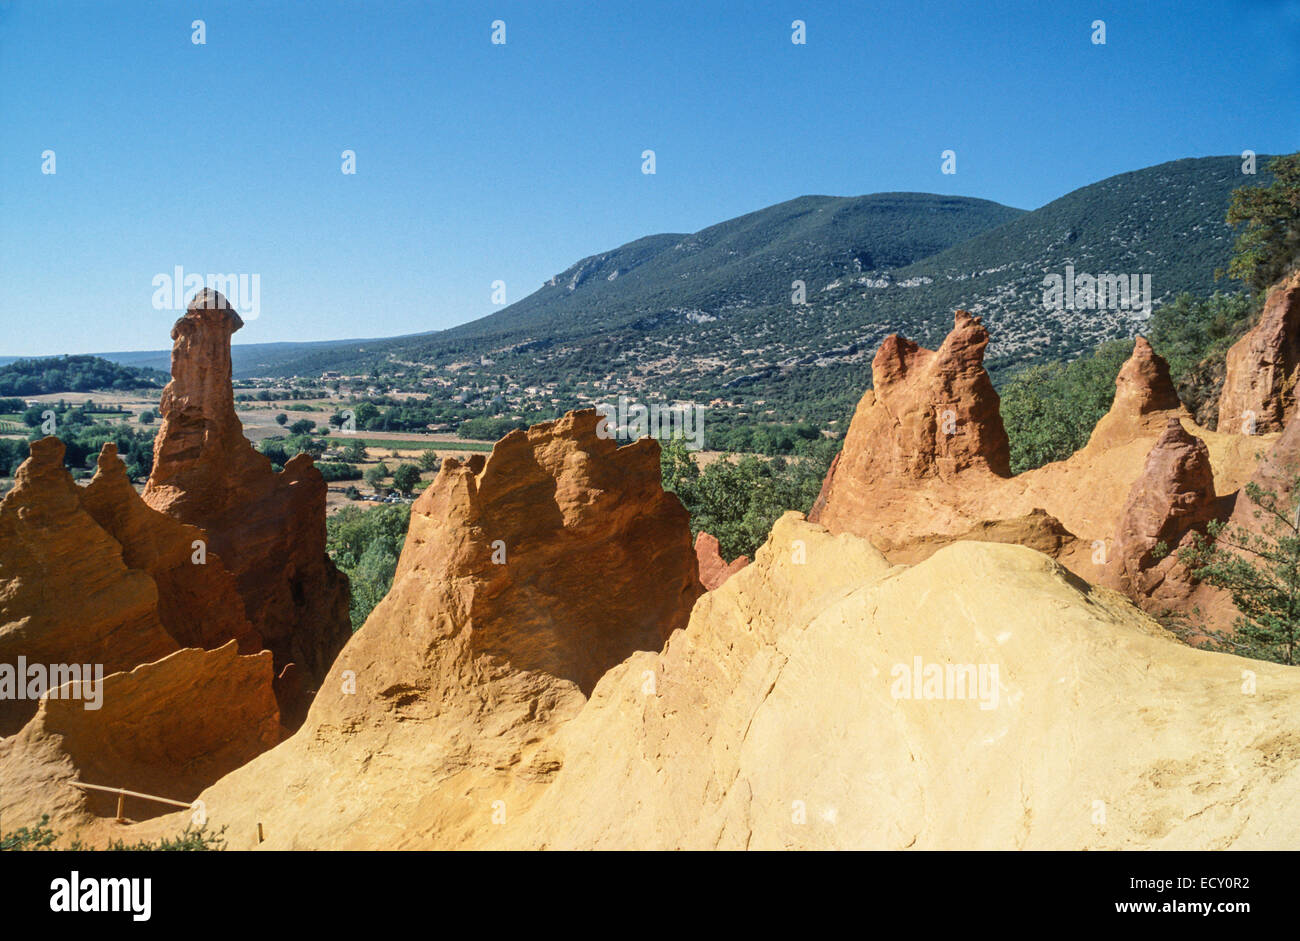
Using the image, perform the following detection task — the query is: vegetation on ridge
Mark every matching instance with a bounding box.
[0,354,166,396]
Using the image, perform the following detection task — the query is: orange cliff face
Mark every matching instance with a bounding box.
[168,408,704,849]
[0,438,281,833]
[812,310,1010,512]
[0,438,178,735]
[1218,269,1300,434]
[142,289,350,721]
[80,442,261,655]
[1111,418,1219,608]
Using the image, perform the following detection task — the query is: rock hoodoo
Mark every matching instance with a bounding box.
[694,531,749,590]
[1218,270,1300,434]
[815,310,1010,508]
[143,290,349,717]
[809,310,1012,540]
[81,443,260,654]
[805,314,1265,622]
[1086,336,1185,449]
[1112,418,1219,604]
[0,437,283,830]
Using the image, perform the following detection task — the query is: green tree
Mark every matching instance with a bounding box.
[364,462,390,491]
[999,339,1131,474]
[1224,152,1300,294]
[391,463,421,495]
[1178,474,1300,665]
[418,449,441,471]
[274,412,288,426]
[661,435,836,560]
[326,503,411,629]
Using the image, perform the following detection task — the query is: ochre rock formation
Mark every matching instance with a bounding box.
[486,515,1300,849]
[0,642,278,831]
[80,443,260,654]
[694,531,749,590]
[809,315,1267,609]
[143,289,349,713]
[1182,404,1300,632]
[811,311,1010,529]
[0,437,283,825]
[1218,270,1300,434]
[142,409,702,849]
[1228,405,1300,531]
[121,514,1300,850]
[0,438,177,735]
[1111,419,1219,606]
[881,508,1078,566]
[1085,336,1185,450]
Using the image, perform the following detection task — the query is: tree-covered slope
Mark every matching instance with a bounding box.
[0,354,167,396]
[195,157,1271,429]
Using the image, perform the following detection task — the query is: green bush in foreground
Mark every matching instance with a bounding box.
[1,815,226,851]
[1174,475,1300,666]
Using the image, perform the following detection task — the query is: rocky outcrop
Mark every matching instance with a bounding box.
[1086,336,1185,450]
[1229,405,1300,529]
[0,642,278,830]
[694,531,749,590]
[882,508,1078,566]
[1179,405,1300,633]
[143,290,349,717]
[1218,270,1300,434]
[121,514,1300,850]
[807,318,1264,611]
[80,443,260,654]
[0,438,177,735]
[483,515,1300,850]
[0,436,283,822]
[814,311,1009,511]
[154,409,702,849]
[1112,419,1219,605]
[809,310,1014,545]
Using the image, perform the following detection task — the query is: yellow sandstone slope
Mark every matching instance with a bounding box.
[490,514,1300,850]
[128,512,1300,850]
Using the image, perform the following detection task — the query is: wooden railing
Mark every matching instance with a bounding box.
[69,781,196,822]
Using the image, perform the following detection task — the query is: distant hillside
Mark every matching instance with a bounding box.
[253,192,1025,379]
[882,156,1265,372]
[53,155,1266,432]
[85,337,410,379]
[251,156,1265,427]
[0,354,167,397]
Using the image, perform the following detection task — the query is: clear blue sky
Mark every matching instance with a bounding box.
[1,0,1296,356]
